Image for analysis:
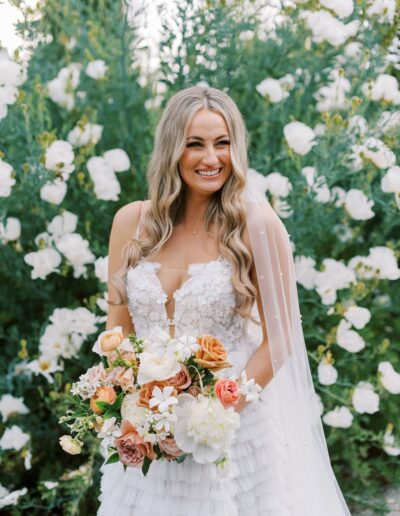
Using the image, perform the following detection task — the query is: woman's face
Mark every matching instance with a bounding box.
[178,108,232,197]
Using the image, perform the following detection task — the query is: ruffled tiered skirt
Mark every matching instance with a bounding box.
[97,376,294,516]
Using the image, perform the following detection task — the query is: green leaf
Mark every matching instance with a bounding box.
[176,454,188,464]
[105,452,120,465]
[141,456,152,476]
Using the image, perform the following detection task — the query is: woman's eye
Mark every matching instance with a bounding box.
[217,140,230,146]
[187,142,201,147]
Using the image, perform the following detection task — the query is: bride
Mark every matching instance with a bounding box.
[97,86,351,515]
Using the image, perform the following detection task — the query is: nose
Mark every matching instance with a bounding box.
[202,144,220,167]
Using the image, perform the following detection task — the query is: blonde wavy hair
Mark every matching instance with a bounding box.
[114,85,256,319]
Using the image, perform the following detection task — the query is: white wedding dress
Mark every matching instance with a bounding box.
[97,255,346,515]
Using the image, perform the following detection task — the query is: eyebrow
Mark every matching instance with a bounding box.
[186,134,230,141]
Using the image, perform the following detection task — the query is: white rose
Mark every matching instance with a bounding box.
[86,59,108,80]
[59,435,81,455]
[378,362,400,395]
[67,122,103,147]
[344,306,371,329]
[345,189,375,220]
[294,256,317,290]
[137,352,181,385]
[319,0,354,18]
[24,248,62,279]
[322,406,353,428]
[47,211,78,237]
[87,156,121,201]
[0,425,29,451]
[0,159,15,197]
[369,246,400,280]
[318,362,338,385]
[300,10,359,47]
[121,392,148,427]
[56,233,95,278]
[284,121,316,156]
[314,259,356,305]
[256,78,288,103]
[45,140,75,178]
[381,166,400,193]
[352,382,380,414]
[336,319,365,353]
[366,0,396,24]
[47,64,81,110]
[362,137,396,169]
[40,179,67,205]
[0,217,21,243]
[265,172,292,197]
[0,56,25,87]
[69,307,98,336]
[103,148,130,172]
[362,74,400,104]
[0,395,29,422]
[246,168,269,194]
[94,256,108,283]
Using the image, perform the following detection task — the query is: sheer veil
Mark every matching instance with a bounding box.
[243,182,351,515]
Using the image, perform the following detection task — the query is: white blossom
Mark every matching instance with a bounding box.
[59,435,81,455]
[336,319,366,353]
[48,211,78,237]
[56,233,95,278]
[345,189,375,220]
[264,172,292,198]
[170,334,200,361]
[381,166,400,193]
[318,362,338,385]
[319,0,353,18]
[87,156,121,201]
[315,69,351,112]
[378,362,400,395]
[0,395,29,422]
[240,371,262,401]
[25,356,63,383]
[44,140,75,179]
[383,426,400,456]
[256,75,293,103]
[301,166,331,203]
[47,63,81,110]
[0,217,21,244]
[0,485,28,509]
[137,352,181,385]
[246,168,269,194]
[344,306,371,329]
[86,59,108,80]
[284,121,317,155]
[322,406,353,428]
[0,158,15,197]
[352,382,380,414]
[24,248,62,279]
[149,386,178,413]
[366,0,396,24]
[0,425,29,451]
[314,259,356,305]
[103,148,131,172]
[67,122,103,147]
[344,42,363,58]
[94,256,108,283]
[348,115,368,137]
[362,74,400,104]
[40,179,68,205]
[368,247,400,280]
[357,137,396,169]
[294,256,317,289]
[377,111,400,132]
[300,10,359,47]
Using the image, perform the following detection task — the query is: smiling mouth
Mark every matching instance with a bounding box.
[195,168,223,177]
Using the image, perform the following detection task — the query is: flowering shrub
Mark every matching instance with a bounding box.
[0,0,399,513]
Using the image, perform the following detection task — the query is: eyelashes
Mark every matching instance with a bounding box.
[186,140,231,148]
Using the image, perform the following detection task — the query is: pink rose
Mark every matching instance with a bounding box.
[106,366,135,392]
[115,420,156,467]
[214,378,241,408]
[158,436,184,460]
[167,364,192,391]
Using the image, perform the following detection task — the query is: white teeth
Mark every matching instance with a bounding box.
[196,168,221,177]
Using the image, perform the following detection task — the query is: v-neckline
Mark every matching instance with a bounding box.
[138,256,227,330]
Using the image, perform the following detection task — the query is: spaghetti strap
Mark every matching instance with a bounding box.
[135,201,144,240]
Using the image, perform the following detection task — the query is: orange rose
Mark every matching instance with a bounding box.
[90,386,117,414]
[138,380,169,409]
[100,329,124,354]
[167,365,192,391]
[194,335,232,371]
[214,378,241,408]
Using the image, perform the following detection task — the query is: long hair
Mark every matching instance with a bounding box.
[113,86,256,319]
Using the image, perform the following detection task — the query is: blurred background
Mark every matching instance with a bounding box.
[0,0,399,514]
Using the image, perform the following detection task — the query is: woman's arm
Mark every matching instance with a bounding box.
[106,201,142,337]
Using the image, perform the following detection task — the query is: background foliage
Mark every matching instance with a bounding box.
[0,0,399,514]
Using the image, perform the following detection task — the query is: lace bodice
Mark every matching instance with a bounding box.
[126,256,250,354]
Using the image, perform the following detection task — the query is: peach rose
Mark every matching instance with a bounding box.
[214,378,241,408]
[194,335,232,371]
[115,420,156,467]
[167,365,192,391]
[106,366,135,392]
[90,386,117,414]
[100,329,124,353]
[138,380,168,408]
[158,436,184,460]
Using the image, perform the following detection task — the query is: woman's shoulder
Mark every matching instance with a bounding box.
[111,199,151,238]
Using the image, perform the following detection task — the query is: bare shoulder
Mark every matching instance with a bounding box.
[112,200,150,238]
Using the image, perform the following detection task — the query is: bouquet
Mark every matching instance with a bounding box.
[59,327,262,475]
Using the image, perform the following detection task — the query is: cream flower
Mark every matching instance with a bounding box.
[352,382,380,414]
[322,406,353,428]
[0,425,29,451]
[0,395,29,422]
[336,319,365,353]
[345,189,375,220]
[0,217,21,244]
[103,149,130,172]
[378,362,400,395]
[344,306,371,329]
[137,352,181,385]
[284,121,316,156]
[86,60,108,80]
[24,248,62,280]
[40,179,67,205]
[0,158,15,197]
[318,362,338,386]
[59,435,82,455]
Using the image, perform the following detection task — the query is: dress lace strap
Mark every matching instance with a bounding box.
[135,201,145,240]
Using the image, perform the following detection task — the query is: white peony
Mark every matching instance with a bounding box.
[256,77,289,103]
[0,425,29,451]
[0,158,15,197]
[366,0,396,24]
[86,59,108,80]
[173,395,240,463]
[284,121,316,156]
[319,0,354,18]
[344,306,371,329]
[322,406,353,428]
[314,259,356,305]
[121,392,148,428]
[44,140,75,178]
[67,122,103,147]
[87,156,121,201]
[103,148,131,172]
[336,319,365,353]
[345,189,375,220]
[360,137,396,169]
[246,168,269,194]
[47,211,78,237]
[362,74,400,104]
[55,233,95,278]
[369,247,400,280]
[300,10,359,47]
[294,256,317,290]
[264,172,292,198]
[318,362,338,385]
[0,485,28,509]
[378,362,400,395]
[47,63,81,110]
[0,217,21,243]
[94,256,108,283]
[315,69,351,112]
[40,179,67,205]
[0,395,29,422]
[381,166,400,193]
[352,382,380,414]
[137,352,181,385]
[24,248,62,279]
